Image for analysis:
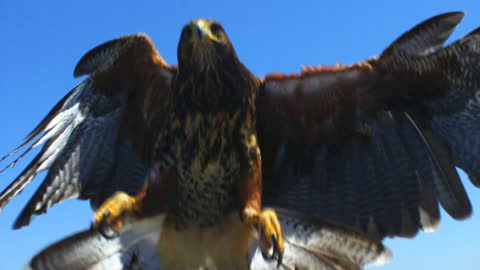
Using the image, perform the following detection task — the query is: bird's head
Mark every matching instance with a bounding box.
[177,19,238,72]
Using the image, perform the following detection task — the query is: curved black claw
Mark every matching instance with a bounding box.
[94,210,120,239]
[260,234,283,267]
[261,246,271,261]
[272,234,283,268]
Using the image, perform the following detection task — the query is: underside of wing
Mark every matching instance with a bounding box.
[24,216,164,270]
[25,210,390,270]
[0,34,176,229]
[251,210,391,270]
[258,12,480,239]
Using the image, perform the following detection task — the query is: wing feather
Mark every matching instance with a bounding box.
[259,12,480,239]
[0,33,176,228]
[381,11,464,57]
[0,81,89,211]
[24,216,164,270]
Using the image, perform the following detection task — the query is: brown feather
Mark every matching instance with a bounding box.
[259,12,480,239]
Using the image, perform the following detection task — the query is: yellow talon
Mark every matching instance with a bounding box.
[244,208,284,266]
[93,191,141,238]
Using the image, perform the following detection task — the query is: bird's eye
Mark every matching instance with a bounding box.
[210,23,222,36]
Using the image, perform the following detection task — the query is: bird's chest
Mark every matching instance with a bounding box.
[166,110,246,228]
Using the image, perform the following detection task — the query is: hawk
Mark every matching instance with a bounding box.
[2,11,480,269]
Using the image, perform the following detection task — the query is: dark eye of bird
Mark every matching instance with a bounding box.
[210,23,222,36]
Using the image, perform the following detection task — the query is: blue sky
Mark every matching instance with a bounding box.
[2,1,480,269]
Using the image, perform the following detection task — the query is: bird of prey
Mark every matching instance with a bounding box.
[2,11,480,269]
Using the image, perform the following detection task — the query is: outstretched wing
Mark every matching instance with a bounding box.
[0,34,176,229]
[258,12,480,239]
[24,210,390,270]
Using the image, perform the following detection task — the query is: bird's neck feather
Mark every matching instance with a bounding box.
[174,62,257,113]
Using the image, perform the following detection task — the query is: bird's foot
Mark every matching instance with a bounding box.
[244,208,284,266]
[92,191,142,238]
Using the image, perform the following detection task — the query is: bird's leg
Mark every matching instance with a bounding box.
[239,144,284,266]
[92,184,148,238]
[244,206,284,266]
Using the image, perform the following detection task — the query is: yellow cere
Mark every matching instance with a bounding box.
[195,19,219,42]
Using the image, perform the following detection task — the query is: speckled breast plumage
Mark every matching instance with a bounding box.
[168,109,246,228]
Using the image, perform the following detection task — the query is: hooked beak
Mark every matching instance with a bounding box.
[190,19,219,43]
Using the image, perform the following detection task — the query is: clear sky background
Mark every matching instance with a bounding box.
[2,1,480,269]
